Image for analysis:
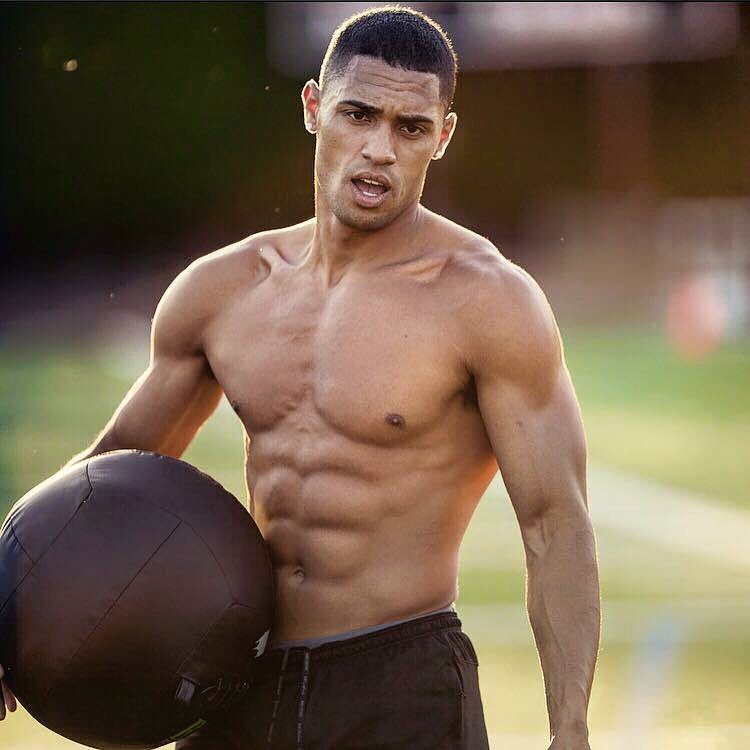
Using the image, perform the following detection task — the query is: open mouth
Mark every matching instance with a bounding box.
[351,176,390,208]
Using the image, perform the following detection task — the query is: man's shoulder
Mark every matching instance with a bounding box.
[186,220,314,290]
[431,216,560,382]
[168,220,313,306]
[152,222,313,352]
[430,215,544,317]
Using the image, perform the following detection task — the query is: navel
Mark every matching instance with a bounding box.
[385,413,406,428]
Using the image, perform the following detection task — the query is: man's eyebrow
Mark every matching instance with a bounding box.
[397,113,435,126]
[339,99,382,115]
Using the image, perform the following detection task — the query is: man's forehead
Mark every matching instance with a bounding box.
[330,56,442,112]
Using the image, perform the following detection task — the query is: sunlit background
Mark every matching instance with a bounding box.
[1,3,749,749]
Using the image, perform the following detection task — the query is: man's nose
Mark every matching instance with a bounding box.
[361,124,396,166]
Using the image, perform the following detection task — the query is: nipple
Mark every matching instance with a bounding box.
[385,413,405,428]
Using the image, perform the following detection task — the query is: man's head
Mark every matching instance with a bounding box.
[302,6,458,231]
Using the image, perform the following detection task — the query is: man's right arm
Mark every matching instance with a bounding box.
[1,260,226,721]
[69,259,224,465]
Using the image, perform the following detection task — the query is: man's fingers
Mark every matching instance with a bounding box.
[2,681,16,713]
[0,664,17,719]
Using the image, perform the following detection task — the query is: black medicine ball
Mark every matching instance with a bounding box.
[0,450,274,749]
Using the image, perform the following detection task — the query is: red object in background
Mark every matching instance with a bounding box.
[666,273,728,360]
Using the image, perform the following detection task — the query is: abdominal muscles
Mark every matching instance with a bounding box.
[247,424,497,642]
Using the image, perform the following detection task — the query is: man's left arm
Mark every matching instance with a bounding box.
[463,259,600,749]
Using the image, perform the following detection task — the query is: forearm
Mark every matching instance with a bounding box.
[65,416,191,469]
[65,362,222,469]
[523,508,600,741]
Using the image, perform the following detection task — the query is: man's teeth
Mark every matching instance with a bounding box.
[355,177,387,197]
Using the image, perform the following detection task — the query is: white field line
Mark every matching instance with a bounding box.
[458,599,750,645]
[462,464,750,578]
[587,464,750,571]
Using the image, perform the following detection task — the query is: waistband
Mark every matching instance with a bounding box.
[272,604,455,650]
[263,609,462,668]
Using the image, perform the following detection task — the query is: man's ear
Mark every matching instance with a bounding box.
[432,111,458,160]
[301,80,321,134]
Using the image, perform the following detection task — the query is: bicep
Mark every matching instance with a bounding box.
[92,264,223,458]
[106,352,222,457]
[462,261,587,529]
[477,363,587,530]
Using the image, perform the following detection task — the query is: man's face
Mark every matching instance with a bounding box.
[302,56,457,231]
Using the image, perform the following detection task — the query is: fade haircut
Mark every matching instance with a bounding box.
[320,6,458,110]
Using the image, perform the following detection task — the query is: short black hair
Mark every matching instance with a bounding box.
[320,6,458,110]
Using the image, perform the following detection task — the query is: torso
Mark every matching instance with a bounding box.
[201,216,499,640]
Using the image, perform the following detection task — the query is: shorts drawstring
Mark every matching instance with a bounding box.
[296,650,311,750]
[266,649,289,748]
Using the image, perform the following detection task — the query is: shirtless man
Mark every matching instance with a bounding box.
[1,7,599,749]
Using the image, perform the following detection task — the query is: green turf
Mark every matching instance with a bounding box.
[562,326,750,507]
[475,641,750,734]
[1,327,749,747]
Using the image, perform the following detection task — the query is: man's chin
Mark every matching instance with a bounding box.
[333,203,401,232]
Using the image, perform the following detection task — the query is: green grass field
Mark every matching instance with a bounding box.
[1,325,749,748]
[563,326,750,508]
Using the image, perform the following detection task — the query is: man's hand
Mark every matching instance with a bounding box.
[0,664,18,720]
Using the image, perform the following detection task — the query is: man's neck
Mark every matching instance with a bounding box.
[307,200,425,286]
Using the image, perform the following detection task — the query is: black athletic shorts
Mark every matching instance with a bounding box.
[176,610,490,749]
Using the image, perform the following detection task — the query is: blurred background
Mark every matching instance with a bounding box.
[1,2,748,748]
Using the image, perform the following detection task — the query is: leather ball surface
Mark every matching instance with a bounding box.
[0,450,274,749]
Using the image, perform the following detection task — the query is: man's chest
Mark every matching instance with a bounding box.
[203,273,467,443]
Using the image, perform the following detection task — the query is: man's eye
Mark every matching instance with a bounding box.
[402,124,424,136]
[346,111,368,122]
